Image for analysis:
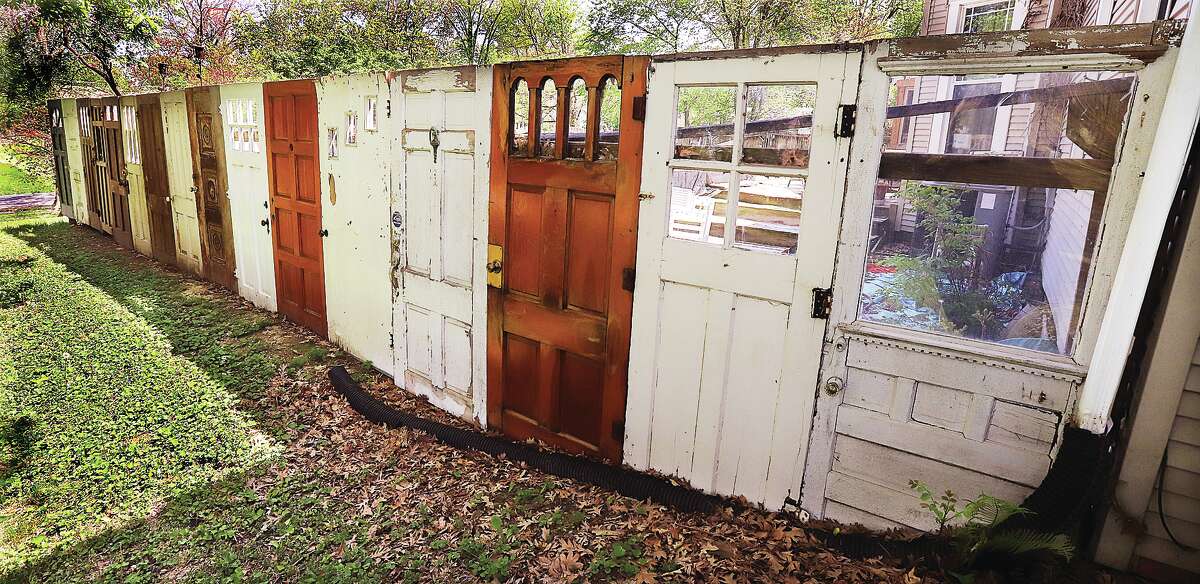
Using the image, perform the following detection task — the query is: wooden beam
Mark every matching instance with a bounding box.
[878,153,1113,191]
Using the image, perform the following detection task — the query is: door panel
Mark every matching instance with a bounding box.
[622,51,859,506]
[49,101,73,219]
[138,97,178,265]
[220,83,278,311]
[161,92,203,274]
[121,98,152,256]
[78,101,107,231]
[392,66,490,420]
[265,80,326,336]
[187,87,238,290]
[97,98,133,248]
[488,57,648,461]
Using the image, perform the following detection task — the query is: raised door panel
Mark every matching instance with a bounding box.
[188,88,238,290]
[161,93,203,275]
[394,66,489,420]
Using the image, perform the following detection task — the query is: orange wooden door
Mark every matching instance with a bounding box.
[264,80,327,337]
[187,87,238,290]
[487,56,648,461]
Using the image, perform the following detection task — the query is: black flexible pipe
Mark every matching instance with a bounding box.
[328,366,722,514]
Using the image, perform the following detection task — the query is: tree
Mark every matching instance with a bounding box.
[495,0,579,60]
[437,0,505,64]
[584,0,704,54]
[14,0,159,96]
[132,0,254,89]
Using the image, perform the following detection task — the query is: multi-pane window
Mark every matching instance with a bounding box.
[962,0,1016,33]
[668,83,815,255]
[327,127,339,158]
[224,99,260,153]
[122,105,141,164]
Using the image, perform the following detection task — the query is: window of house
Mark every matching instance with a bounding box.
[365,97,378,131]
[962,0,1016,33]
[861,71,1135,355]
[669,83,814,255]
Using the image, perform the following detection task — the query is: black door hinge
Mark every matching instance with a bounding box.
[812,287,833,319]
[622,267,635,292]
[835,104,857,138]
[631,96,647,122]
[386,99,392,119]
[612,420,625,441]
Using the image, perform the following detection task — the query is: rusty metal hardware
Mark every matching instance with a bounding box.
[824,376,844,396]
[429,127,440,162]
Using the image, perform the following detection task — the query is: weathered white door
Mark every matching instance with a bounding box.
[623,50,860,508]
[119,98,153,257]
[160,91,203,275]
[392,67,491,422]
[220,83,277,311]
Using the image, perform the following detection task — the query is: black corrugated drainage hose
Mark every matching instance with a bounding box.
[328,366,722,514]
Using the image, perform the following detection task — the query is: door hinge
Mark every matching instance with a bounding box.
[622,267,635,293]
[835,104,857,138]
[811,287,833,319]
[386,99,392,119]
[612,420,625,442]
[631,96,647,122]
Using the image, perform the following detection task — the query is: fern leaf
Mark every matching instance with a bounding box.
[978,529,1074,561]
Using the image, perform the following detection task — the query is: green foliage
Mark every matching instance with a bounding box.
[908,480,1074,580]
[588,536,646,578]
[0,162,53,195]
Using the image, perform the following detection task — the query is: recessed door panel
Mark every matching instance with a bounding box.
[161,92,203,275]
[187,87,238,291]
[137,97,176,265]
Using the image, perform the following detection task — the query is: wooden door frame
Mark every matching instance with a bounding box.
[263,79,328,337]
[48,100,72,212]
[486,56,649,461]
[97,96,133,248]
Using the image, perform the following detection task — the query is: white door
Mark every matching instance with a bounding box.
[392,67,491,423]
[160,92,203,275]
[623,51,860,508]
[220,84,277,311]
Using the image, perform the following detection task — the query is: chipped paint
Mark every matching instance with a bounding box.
[401,66,475,92]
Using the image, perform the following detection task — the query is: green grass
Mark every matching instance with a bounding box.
[0,163,52,196]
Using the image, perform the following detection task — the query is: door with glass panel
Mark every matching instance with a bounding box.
[623,50,860,506]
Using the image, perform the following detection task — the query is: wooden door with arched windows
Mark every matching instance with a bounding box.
[487,56,648,462]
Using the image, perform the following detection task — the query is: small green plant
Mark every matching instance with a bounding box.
[588,537,645,578]
[909,480,1075,582]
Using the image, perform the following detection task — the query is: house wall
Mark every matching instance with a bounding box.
[1041,189,1095,353]
[316,73,394,375]
[219,82,277,312]
[160,91,204,276]
[120,96,153,257]
[61,99,90,223]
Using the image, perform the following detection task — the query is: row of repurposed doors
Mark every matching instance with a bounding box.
[49,86,326,338]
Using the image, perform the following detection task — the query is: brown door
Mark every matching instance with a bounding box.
[186,87,238,290]
[78,101,106,231]
[98,98,134,248]
[138,95,177,265]
[264,80,326,337]
[487,56,648,461]
[48,101,72,211]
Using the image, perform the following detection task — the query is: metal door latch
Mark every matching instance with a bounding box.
[638,192,654,201]
[486,244,503,288]
[319,228,329,238]
[811,287,833,319]
[429,127,440,162]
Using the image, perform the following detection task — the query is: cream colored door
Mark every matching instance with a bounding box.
[220,83,277,311]
[160,91,202,275]
[623,50,860,508]
[392,67,491,422]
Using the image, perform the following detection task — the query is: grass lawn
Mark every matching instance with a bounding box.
[0,163,53,196]
[0,211,913,583]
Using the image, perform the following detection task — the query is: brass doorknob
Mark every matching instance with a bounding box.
[486,259,502,273]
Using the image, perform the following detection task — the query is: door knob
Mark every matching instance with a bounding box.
[260,219,269,227]
[486,243,503,288]
[486,259,502,273]
[319,228,329,238]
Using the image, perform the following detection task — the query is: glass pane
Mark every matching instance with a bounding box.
[597,76,620,160]
[742,84,815,167]
[511,79,530,156]
[675,86,736,162]
[884,71,1134,158]
[962,0,1015,33]
[539,79,557,157]
[732,174,803,254]
[567,78,587,159]
[668,168,725,244]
